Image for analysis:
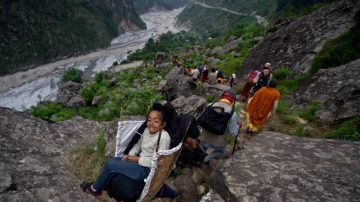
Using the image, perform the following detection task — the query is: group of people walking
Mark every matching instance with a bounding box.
[80,62,280,201]
[186,65,236,86]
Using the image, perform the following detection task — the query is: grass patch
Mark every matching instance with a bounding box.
[326,117,360,141]
[276,98,297,125]
[68,129,108,182]
[298,102,321,122]
[276,73,311,95]
[311,10,360,74]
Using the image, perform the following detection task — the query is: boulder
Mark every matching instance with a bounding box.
[91,96,102,106]
[56,81,85,107]
[210,132,360,201]
[155,52,166,64]
[67,94,86,107]
[239,0,360,78]
[171,95,207,115]
[0,107,112,201]
[206,57,219,68]
[157,67,196,101]
[173,174,199,202]
[293,59,360,122]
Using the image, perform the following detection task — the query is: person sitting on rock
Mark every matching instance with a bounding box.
[246,81,280,133]
[80,103,170,198]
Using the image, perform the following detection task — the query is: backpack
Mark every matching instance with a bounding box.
[197,104,235,135]
[246,70,259,83]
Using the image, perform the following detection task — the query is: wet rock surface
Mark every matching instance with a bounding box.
[0,107,110,201]
[211,132,360,202]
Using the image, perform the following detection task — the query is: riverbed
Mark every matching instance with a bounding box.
[0,8,187,111]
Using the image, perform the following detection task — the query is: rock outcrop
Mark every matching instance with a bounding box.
[157,66,196,101]
[0,107,111,201]
[210,37,243,55]
[211,132,360,201]
[293,59,360,122]
[56,81,86,108]
[239,0,360,77]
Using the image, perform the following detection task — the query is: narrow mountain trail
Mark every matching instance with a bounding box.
[189,0,269,27]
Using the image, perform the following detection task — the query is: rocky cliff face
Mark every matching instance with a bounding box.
[100,0,146,33]
[0,0,145,76]
[293,59,360,122]
[239,0,360,76]
[0,107,111,201]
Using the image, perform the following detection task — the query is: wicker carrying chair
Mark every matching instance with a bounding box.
[138,143,183,202]
[114,120,191,202]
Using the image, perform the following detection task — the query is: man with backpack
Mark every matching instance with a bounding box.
[252,62,273,93]
[198,89,240,164]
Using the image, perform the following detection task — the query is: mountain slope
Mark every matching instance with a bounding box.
[239,0,360,76]
[0,0,145,76]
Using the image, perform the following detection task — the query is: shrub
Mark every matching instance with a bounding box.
[326,117,360,141]
[290,125,306,136]
[80,86,97,105]
[276,98,297,125]
[112,61,119,66]
[61,68,83,83]
[298,102,321,122]
[28,102,63,121]
[273,67,289,80]
[277,73,311,95]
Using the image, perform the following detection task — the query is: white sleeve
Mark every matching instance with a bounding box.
[158,130,171,151]
[129,137,141,156]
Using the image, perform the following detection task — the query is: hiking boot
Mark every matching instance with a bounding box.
[80,181,102,196]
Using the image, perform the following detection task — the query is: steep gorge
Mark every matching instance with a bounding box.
[0,0,145,76]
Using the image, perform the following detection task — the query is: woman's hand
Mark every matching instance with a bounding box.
[122,155,139,163]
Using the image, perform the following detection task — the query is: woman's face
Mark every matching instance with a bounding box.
[147,111,164,134]
[263,69,270,76]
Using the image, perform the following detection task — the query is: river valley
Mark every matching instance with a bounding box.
[0,8,187,111]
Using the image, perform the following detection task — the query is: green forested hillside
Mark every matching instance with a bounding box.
[275,0,336,20]
[133,0,188,14]
[177,3,255,34]
[196,0,277,17]
[0,0,145,76]
[178,0,336,33]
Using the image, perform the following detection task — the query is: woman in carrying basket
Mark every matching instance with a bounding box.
[80,103,171,199]
[198,89,240,164]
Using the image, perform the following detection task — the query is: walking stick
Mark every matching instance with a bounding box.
[232,133,239,155]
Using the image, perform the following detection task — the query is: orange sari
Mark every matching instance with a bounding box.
[246,87,280,132]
